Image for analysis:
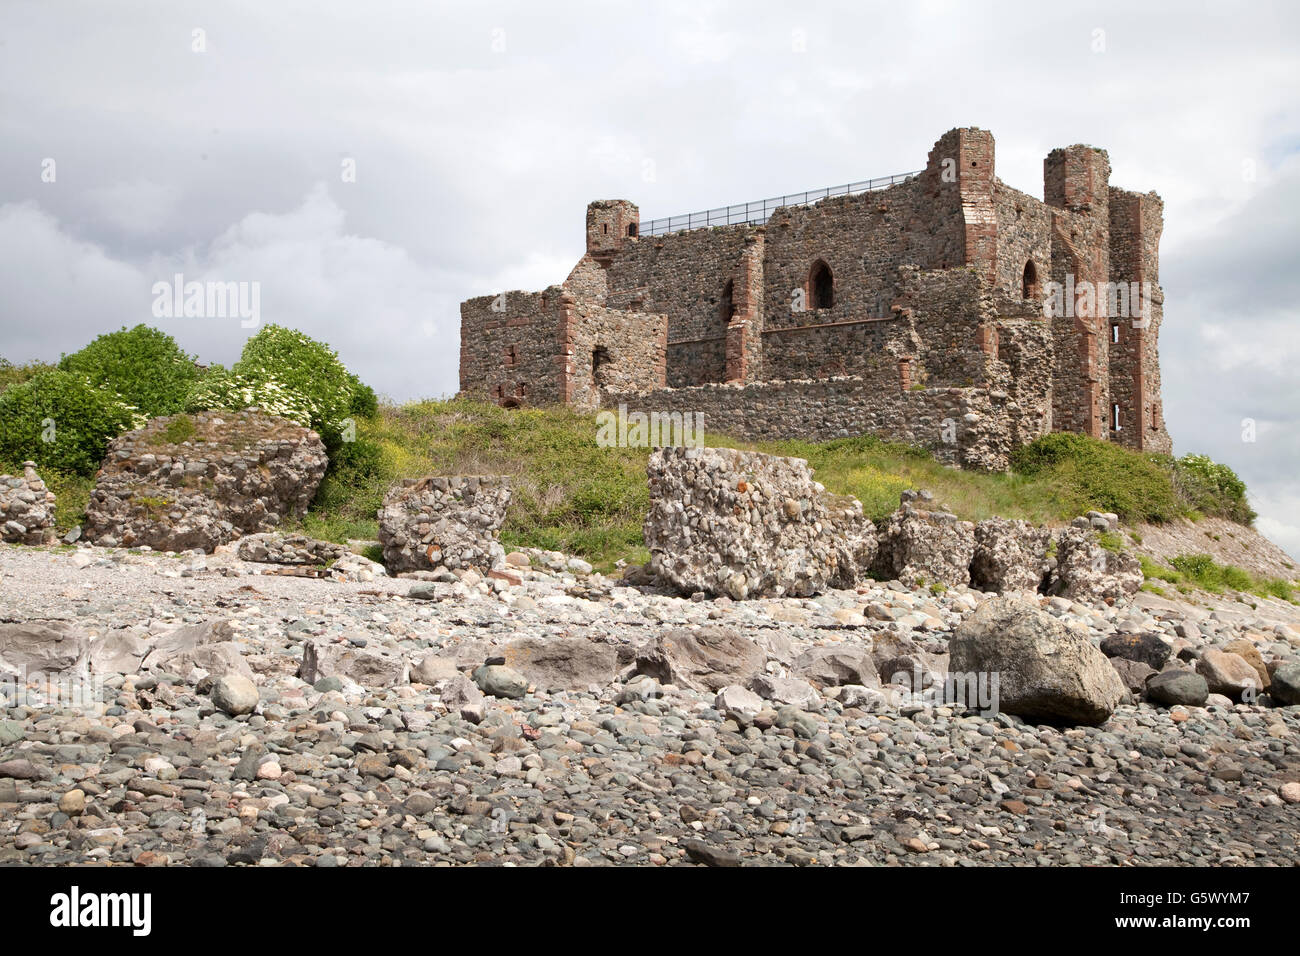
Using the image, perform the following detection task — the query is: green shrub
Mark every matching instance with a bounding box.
[58,325,200,417]
[1170,553,1251,594]
[1138,554,1179,582]
[349,380,378,418]
[0,357,56,393]
[154,413,197,445]
[1010,432,1180,522]
[179,326,376,451]
[0,370,143,476]
[1171,453,1255,524]
[1098,531,1128,553]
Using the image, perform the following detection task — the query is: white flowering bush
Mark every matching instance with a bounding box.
[184,326,373,450]
[184,369,321,429]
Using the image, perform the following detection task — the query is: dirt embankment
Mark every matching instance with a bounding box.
[1132,516,1298,582]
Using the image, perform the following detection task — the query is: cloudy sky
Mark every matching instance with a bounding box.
[1,1,1297,555]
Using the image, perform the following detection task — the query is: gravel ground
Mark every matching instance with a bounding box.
[1,542,1297,867]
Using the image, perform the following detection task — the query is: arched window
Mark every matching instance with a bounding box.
[1022,260,1039,301]
[719,280,736,324]
[809,260,834,310]
[626,223,638,237]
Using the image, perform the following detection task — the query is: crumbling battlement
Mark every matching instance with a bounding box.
[459,127,1172,467]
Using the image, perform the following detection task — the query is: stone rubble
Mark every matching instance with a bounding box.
[0,463,57,546]
[377,476,511,576]
[236,533,348,566]
[84,411,328,553]
[644,446,877,599]
[0,539,1296,867]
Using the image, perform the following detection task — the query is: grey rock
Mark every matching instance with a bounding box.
[472,664,528,699]
[1146,669,1209,707]
[502,637,617,690]
[950,595,1126,725]
[211,674,259,716]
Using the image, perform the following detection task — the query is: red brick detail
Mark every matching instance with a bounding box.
[725,321,749,382]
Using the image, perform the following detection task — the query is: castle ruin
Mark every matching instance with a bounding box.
[459,127,1170,470]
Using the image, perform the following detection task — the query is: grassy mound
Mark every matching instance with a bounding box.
[294,399,1257,572]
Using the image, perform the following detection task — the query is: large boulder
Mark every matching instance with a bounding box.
[949,595,1126,725]
[1146,668,1209,707]
[631,626,764,693]
[1221,639,1270,692]
[875,500,975,589]
[377,476,511,575]
[0,622,89,676]
[643,447,876,599]
[298,641,407,688]
[1100,632,1173,670]
[84,411,327,553]
[0,463,57,545]
[502,637,618,691]
[1047,528,1142,605]
[1269,662,1300,705]
[970,517,1051,593]
[1196,648,1261,701]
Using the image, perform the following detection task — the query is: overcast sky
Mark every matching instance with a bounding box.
[1,1,1297,556]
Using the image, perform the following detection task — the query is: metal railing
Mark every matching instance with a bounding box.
[637,170,922,237]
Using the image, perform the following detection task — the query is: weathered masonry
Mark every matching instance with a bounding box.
[459,127,1171,470]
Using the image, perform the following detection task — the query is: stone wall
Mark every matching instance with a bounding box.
[459,288,565,406]
[0,463,56,545]
[84,411,328,552]
[609,375,1041,472]
[563,298,667,410]
[458,286,667,411]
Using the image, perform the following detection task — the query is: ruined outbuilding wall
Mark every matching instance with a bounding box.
[608,377,1035,471]
[459,287,667,410]
[459,289,565,406]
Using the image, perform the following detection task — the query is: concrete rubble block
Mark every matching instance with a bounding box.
[377,475,511,575]
[644,446,876,600]
[970,516,1051,593]
[84,411,327,553]
[875,496,975,590]
[0,463,58,545]
[1047,527,1142,605]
